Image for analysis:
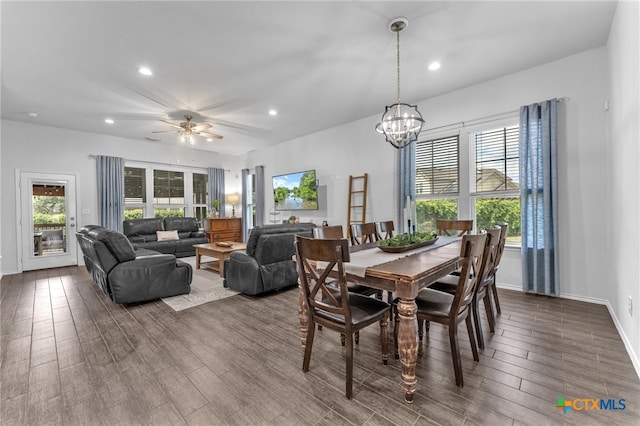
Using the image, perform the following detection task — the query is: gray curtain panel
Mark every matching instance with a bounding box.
[96,155,124,232]
[241,168,250,241]
[208,167,225,217]
[519,98,559,296]
[397,142,416,234]
[255,165,265,227]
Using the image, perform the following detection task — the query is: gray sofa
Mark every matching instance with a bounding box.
[76,225,192,304]
[224,223,315,295]
[123,217,209,257]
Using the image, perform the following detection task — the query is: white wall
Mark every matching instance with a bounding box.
[0,121,242,274]
[607,0,640,373]
[246,47,610,302]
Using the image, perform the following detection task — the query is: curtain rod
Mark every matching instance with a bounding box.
[422,96,568,134]
[88,155,230,172]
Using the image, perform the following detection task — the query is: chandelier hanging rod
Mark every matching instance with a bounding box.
[375,17,424,149]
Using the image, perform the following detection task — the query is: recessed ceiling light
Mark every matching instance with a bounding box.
[104,118,115,124]
[268,109,278,116]
[138,66,153,76]
[27,112,38,118]
[428,62,441,71]
[206,138,213,142]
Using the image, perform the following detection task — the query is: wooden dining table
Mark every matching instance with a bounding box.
[297,236,462,403]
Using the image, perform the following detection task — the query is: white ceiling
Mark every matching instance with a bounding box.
[1,1,617,156]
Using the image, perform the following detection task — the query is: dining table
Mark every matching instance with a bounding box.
[297,236,462,403]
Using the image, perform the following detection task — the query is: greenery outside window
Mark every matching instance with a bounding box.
[416,199,458,233]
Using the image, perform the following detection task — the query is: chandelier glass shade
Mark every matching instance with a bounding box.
[376,18,424,149]
[180,129,195,145]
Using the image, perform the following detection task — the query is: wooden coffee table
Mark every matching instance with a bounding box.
[193,242,246,277]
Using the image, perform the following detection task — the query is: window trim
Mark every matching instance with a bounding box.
[416,114,521,246]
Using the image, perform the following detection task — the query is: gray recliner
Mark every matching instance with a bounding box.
[76,225,192,304]
[224,223,315,295]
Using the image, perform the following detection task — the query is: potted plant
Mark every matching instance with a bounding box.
[289,215,297,224]
[211,199,220,217]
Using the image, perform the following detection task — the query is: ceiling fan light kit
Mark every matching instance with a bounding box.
[375,17,424,149]
[153,114,223,145]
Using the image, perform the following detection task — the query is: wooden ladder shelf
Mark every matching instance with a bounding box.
[347,173,368,239]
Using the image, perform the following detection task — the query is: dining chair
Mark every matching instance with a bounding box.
[312,224,382,338]
[489,223,509,315]
[294,235,390,399]
[429,228,501,349]
[436,219,474,237]
[393,233,486,388]
[349,222,378,245]
[313,225,344,239]
[375,221,395,240]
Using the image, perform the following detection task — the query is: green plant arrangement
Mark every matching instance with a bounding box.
[210,199,220,217]
[377,231,438,248]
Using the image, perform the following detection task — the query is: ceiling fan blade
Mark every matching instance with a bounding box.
[192,123,212,131]
[197,131,224,140]
[201,116,270,134]
[152,130,179,134]
[159,119,183,129]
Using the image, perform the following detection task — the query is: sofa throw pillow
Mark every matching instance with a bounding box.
[157,230,179,241]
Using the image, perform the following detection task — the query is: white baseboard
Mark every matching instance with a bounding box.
[496,283,640,380]
[604,301,640,380]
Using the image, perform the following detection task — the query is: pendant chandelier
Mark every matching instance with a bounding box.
[375,17,424,149]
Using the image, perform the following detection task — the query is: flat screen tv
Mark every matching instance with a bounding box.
[273,169,318,211]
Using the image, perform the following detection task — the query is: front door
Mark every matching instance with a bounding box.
[19,171,78,271]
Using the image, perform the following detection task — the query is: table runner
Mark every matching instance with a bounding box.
[316,236,460,278]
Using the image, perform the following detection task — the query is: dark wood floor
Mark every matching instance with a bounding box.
[1,266,639,426]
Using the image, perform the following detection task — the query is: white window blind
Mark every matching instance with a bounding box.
[474,126,519,192]
[124,167,146,204]
[416,135,459,195]
[153,170,185,204]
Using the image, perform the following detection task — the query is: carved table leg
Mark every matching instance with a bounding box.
[298,280,308,348]
[396,297,418,403]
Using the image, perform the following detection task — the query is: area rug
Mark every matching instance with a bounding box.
[161,257,239,311]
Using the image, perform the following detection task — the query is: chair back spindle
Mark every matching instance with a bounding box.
[436,219,474,237]
[349,222,378,245]
[375,221,395,240]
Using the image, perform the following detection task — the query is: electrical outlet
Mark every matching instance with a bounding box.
[629,296,633,317]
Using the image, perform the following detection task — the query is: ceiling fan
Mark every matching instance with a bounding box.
[153,114,223,144]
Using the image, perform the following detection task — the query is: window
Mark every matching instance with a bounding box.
[124,167,146,221]
[192,173,208,226]
[123,164,208,225]
[472,125,521,244]
[415,119,521,245]
[416,135,459,195]
[415,135,459,233]
[474,126,519,193]
[153,170,185,218]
